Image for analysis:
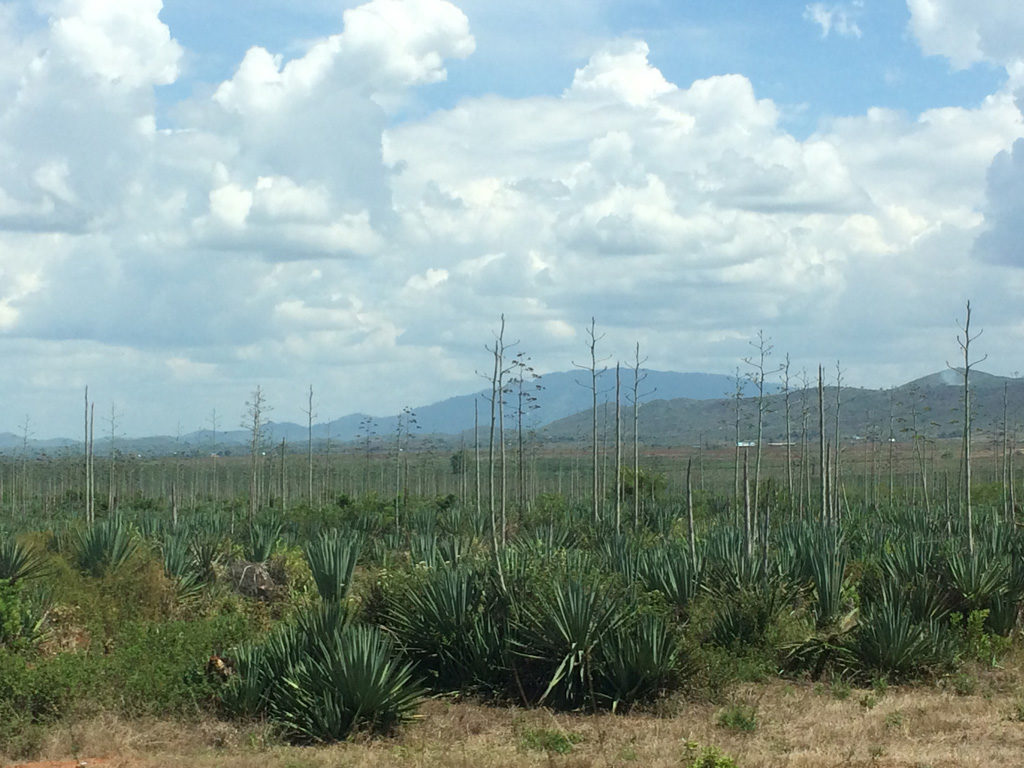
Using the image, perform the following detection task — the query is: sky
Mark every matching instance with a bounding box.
[1,0,1024,438]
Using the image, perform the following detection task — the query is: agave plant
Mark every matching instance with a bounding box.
[246,520,282,563]
[637,542,703,616]
[435,534,473,566]
[596,613,680,711]
[880,537,940,587]
[708,582,788,649]
[388,564,505,691]
[512,578,631,708]
[0,537,49,584]
[189,533,224,584]
[221,620,311,719]
[807,540,848,629]
[598,534,645,585]
[160,531,203,597]
[223,610,423,743]
[220,640,275,717]
[294,599,352,644]
[136,515,170,542]
[869,550,950,627]
[304,530,362,602]
[408,532,438,567]
[846,596,954,681]
[524,521,576,552]
[70,516,137,577]
[946,550,1009,616]
[271,624,425,742]
[782,623,857,679]
[704,527,769,595]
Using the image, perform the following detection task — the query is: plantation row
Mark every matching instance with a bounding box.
[1,490,1022,749]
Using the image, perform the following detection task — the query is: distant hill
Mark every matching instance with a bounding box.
[540,369,1024,447]
[0,433,78,452]
[6,369,1022,456]
[0,370,768,456]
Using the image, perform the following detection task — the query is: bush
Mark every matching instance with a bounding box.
[0,581,25,647]
[0,580,50,650]
[682,740,740,768]
[0,610,255,755]
[716,702,758,732]
[519,727,582,755]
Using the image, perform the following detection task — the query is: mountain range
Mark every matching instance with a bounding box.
[1,368,1020,456]
[540,369,1024,447]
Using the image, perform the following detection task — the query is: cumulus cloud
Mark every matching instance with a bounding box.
[974,138,1024,265]
[51,0,182,89]
[567,40,675,105]
[1,0,1024,435]
[905,2,1024,268]
[211,0,473,116]
[906,0,1024,70]
[385,36,1024,391]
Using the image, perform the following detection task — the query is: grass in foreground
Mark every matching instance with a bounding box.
[6,671,1024,768]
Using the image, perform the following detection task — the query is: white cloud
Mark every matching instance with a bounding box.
[804,2,863,39]
[567,40,675,105]
[903,4,1024,268]
[209,183,253,228]
[2,2,1024,435]
[975,138,1024,265]
[906,0,1024,70]
[212,0,473,115]
[50,0,182,89]
[166,356,219,382]
[404,267,449,291]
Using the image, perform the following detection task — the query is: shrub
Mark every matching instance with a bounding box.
[682,740,740,768]
[0,581,24,647]
[0,580,50,650]
[519,727,582,754]
[950,609,1010,665]
[716,702,758,732]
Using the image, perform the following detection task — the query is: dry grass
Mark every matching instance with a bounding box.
[6,669,1024,768]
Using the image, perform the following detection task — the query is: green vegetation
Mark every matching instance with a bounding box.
[518,727,583,754]
[716,702,759,733]
[1,433,1024,760]
[682,740,741,768]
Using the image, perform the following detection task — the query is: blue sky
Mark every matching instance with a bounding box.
[0,0,1023,437]
[155,1,1005,130]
